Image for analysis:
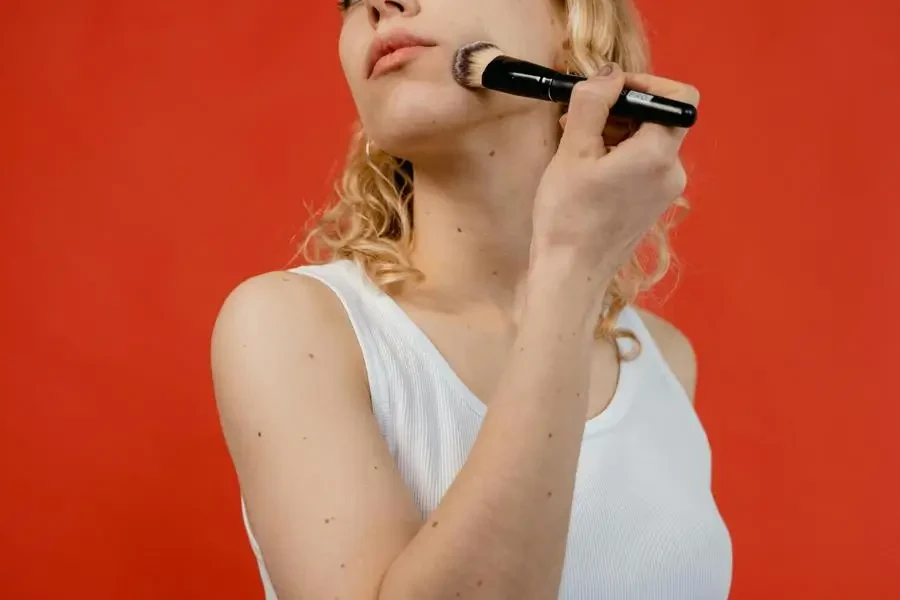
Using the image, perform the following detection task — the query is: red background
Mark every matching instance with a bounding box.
[2,1,899,598]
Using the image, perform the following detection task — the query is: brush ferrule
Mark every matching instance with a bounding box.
[482,56,583,103]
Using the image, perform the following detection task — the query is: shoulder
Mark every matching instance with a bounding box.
[633,308,698,403]
[212,269,355,352]
[210,269,367,413]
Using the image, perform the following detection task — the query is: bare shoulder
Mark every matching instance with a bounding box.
[212,269,355,344]
[210,269,368,419]
[634,308,698,403]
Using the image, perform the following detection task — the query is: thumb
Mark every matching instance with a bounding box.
[557,63,625,157]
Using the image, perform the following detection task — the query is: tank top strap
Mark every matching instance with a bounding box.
[287,260,398,436]
[617,305,692,406]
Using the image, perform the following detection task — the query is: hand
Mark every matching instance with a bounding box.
[530,63,700,290]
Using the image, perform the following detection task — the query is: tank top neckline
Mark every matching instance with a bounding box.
[326,260,638,437]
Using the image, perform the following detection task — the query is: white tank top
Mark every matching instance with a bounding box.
[242,260,733,599]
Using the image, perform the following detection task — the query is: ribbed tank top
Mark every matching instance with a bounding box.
[241,260,733,599]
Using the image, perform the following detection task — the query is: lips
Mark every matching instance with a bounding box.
[366,30,437,78]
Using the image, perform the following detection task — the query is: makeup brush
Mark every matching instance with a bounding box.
[452,41,697,128]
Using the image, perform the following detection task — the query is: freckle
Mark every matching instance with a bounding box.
[576,392,581,398]
[491,271,498,276]
[457,227,462,233]
[257,432,262,438]
[456,594,460,598]
[325,518,330,524]
[303,436,307,440]
[543,139,548,147]
[374,465,378,470]
[519,346,525,352]
[308,353,315,359]
[477,580,483,587]
[488,150,495,157]
[241,343,247,348]
[587,276,592,282]
[547,491,553,498]
[432,521,439,528]
[340,563,345,569]
[548,432,553,438]
[579,148,590,158]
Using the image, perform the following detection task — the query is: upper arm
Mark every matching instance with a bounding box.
[211,271,422,600]
[635,308,698,403]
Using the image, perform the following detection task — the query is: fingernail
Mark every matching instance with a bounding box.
[597,63,614,77]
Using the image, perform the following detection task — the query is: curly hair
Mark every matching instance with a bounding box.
[301,0,688,359]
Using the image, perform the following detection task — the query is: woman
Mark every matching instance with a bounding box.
[211,0,732,598]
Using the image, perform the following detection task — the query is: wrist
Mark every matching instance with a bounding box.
[523,251,610,332]
[528,250,610,297]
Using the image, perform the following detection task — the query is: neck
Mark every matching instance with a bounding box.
[403,107,561,313]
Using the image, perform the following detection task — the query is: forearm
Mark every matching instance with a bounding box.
[379,261,605,600]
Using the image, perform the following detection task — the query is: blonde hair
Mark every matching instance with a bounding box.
[302,0,687,358]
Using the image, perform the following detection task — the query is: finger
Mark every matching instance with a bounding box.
[623,72,700,144]
[610,74,700,164]
[557,63,626,158]
[624,72,700,108]
[562,115,636,147]
[602,116,638,147]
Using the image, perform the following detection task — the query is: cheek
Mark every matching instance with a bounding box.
[337,25,367,91]
[491,17,562,67]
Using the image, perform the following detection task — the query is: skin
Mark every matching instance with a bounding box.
[211,1,700,598]
[337,0,695,419]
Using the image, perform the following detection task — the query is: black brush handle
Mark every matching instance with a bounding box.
[482,56,697,128]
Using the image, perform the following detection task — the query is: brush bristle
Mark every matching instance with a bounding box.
[452,41,503,89]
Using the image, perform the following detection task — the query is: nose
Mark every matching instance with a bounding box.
[365,0,420,26]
